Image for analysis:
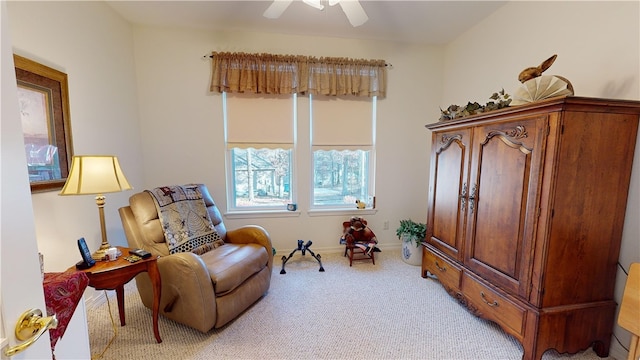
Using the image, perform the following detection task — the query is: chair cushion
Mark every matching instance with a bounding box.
[200,243,269,295]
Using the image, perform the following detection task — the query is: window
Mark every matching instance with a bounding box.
[225,93,295,211]
[231,148,291,208]
[313,149,371,206]
[310,95,376,208]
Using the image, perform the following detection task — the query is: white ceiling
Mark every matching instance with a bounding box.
[106,0,508,45]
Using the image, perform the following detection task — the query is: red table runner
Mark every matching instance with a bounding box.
[43,271,89,355]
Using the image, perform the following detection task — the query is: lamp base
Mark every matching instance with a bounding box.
[92,243,122,261]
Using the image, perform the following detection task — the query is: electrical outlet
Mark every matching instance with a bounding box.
[383,220,389,230]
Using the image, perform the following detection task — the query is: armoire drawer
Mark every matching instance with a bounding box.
[461,272,526,337]
[423,247,461,292]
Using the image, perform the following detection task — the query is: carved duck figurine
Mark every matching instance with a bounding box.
[518,54,557,83]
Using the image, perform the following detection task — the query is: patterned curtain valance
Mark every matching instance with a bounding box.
[209,51,386,98]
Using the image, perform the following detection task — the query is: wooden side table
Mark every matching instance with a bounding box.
[70,246,162,343]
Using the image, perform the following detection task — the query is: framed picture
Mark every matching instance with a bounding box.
[14,54,73,193]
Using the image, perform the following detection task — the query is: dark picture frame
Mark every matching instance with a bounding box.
[14,54,73,193]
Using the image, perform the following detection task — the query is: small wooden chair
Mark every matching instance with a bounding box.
[340,217,378,266]
[618,262,640,360]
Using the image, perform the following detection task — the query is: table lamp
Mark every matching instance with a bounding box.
[59,155,132,261]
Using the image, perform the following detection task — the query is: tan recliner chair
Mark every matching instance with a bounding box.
[118,184,273,332]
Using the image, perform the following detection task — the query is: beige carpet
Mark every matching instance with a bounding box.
[87,249,614,360]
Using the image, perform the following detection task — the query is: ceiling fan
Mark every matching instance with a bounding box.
[263,0,369,27]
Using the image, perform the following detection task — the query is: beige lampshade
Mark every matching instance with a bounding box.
[59,155,132,195]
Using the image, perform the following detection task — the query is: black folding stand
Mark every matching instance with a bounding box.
[280,240,325,274]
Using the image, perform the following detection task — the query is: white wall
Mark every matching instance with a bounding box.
[442,2,639,104]
[6,0,142,354]
[7,1,145,274]
[130,25,438,252]
[441,2,640,359]
[6,2,145,330]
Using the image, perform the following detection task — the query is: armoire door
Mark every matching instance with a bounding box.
[463,116,548,296]
[426,128,471,261]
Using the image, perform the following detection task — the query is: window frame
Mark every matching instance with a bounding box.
[222,91,378,216]
[224,92,297,214]
[310,148,375,210]
[309,94,377,211]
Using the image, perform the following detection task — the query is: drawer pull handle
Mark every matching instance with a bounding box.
[434,261,446,272]
[469,184,478,214]
[459,183,467,211]
[480,291,499,307]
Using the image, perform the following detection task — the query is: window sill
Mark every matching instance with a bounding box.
[224,210,301,219]
[224,208,377,219]
[307,208,377,217]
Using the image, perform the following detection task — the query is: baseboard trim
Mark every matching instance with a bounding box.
[609,338,628,360]
[84,280,141,310]
[84,289,116,311]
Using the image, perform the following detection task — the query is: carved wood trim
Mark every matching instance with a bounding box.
[483,125,532,154]
[437,134,463,155]
[454,292,483,318]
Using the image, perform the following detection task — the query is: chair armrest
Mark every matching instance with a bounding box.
[136,252,216,333]
[225,225,273,270]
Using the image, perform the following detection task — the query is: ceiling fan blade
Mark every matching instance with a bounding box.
[338,0,368,27]
[263,0,294,19]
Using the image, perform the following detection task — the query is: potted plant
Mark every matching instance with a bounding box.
[396,219,426,266]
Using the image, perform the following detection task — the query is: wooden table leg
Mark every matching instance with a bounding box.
[115,285,126,326]
[147,260,162,343]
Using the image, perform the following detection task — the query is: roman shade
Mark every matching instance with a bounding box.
[226,93,294,149]
[311,96,373,150]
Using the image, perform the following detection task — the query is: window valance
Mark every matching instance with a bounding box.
[209,52,386,98]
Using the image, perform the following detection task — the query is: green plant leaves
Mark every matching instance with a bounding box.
[396,219,427,246]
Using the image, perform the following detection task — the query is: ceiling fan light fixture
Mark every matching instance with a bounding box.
[302,0,325,11]
[263,0,368,28]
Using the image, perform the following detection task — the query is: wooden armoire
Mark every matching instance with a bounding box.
[421,97,640,360]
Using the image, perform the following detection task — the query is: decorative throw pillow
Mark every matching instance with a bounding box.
[147,185,224,255]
